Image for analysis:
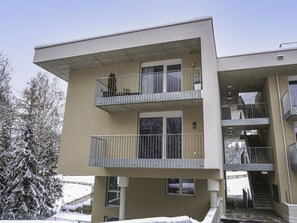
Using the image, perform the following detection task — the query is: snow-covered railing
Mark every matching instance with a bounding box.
[89,133,204,169]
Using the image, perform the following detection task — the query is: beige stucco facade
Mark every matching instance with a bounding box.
[34,17,297,222]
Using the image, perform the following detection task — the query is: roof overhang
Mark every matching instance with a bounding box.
[34,17,212,81]
[218,48,297,104]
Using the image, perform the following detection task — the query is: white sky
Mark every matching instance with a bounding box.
[1,0,297,94]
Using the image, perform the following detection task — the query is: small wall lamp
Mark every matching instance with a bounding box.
[193,122,196,129]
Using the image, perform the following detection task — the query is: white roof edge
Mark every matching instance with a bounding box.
[218,47,297,59]
[34,16,212,50]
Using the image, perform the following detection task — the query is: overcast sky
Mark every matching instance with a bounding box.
[1,0,297,94]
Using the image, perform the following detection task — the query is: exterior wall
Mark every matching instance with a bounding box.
[92,176,213,222]
[262,74,297,217]
[58,61,140,175]
[201,20,223,174]
[58,54,213,177]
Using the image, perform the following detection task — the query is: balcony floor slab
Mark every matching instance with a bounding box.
[224,163,275,171]
[95,90,202,112]
[90,158,204,169]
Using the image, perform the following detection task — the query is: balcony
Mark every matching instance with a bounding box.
[224,147,274,171]
[282,89,297,120]
[95,68,202,112]
[89,133,204,169]
[221,103,269,128]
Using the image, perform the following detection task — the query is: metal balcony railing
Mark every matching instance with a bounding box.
[222,103,268,120]
[225,147,274,164]
[282,89,297,119]
[89,133,204,169]
[95,68,202,107]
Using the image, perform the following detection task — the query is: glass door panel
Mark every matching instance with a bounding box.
[167,64,181,92]
[141,65,163,94]
[139,117,163,158]
[166,117,182,158]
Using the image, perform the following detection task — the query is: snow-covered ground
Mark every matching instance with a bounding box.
[61,183,92,204]
[226,171,250,196]
[61,176,94,184]
[48,212,91,222]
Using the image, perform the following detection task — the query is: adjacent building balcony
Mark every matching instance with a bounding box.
[288,143,297,172]
[282,89,297,120]
[95,68,202,112]
[89,133,204,169]
[221,103,269,128]
[224,146,274,171]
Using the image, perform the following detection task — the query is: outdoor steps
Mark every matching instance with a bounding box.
[249,171,273,210]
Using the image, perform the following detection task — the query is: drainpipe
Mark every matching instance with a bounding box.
[275,74,293,204]
[118,177,129,220]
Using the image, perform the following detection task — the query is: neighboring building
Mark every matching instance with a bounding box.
[33,17,297,222]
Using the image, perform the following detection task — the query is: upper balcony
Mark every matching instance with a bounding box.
[89,133,204,169]
[221,103,270,128]
[95,68,202,112]
[282,89,297,120]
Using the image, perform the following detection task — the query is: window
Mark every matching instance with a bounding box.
[106,177,120,206]
[141,59,182,94]
[104,216,119,222]
[139,111,182,159]
[166,178,195,195]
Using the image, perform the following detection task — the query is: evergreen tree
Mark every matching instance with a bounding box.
[0,52,14,218]
[19,73,64,218]
[2,72,64,219]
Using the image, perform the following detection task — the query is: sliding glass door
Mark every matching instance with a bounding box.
[141,59,181,94]
[138,112,182,159]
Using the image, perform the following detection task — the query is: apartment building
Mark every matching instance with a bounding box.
[33,17,297,222]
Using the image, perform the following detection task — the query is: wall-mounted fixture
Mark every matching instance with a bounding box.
[192,122,196,129]
[191,62,195,68]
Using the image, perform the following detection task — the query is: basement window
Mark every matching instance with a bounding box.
[166,178,195,196]
[104,216,119,222]
[106,176,120,206]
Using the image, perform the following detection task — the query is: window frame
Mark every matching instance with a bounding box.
[166,178,195,196]
[105,176,120,207]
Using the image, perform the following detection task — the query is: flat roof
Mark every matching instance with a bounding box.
[34,16,212,50]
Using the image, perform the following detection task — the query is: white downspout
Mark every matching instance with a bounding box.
[276,74,293,204]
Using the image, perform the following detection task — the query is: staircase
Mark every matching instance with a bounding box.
[249,172,273,209]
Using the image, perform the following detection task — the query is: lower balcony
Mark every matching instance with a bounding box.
[89,133,204,169]
[282,90,297,120]
[224,147,274,171]
[95,68,202,112]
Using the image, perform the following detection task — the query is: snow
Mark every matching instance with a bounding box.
[226,171,250,196]
[61,176,94,184]
[114,216,199,223]
[61,183,92,204]
[48,211,91,222]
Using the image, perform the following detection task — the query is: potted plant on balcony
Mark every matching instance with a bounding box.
[103,73,117,97]
[194,80,201,90]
